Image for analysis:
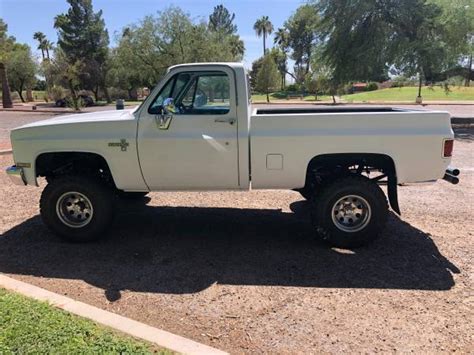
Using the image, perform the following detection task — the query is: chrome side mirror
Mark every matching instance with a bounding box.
[154,98,176,130]
[157,110,173,130]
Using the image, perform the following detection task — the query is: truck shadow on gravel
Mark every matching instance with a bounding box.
[0,200,459,300]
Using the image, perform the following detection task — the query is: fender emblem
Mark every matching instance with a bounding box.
[108,138,129,152]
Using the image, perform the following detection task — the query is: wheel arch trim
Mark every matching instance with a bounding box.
[305,153,400,214]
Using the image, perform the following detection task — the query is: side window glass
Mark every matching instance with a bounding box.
[148,77,174,113]
[181,79,197,108]
[176,73,230,115]
[149,71,231,115]
[148,73,192,114]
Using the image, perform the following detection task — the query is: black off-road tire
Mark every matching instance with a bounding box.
[40,176,114,242]
[311,175,388,248]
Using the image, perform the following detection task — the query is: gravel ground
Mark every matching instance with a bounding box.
[1,106,473,352]
[0,126,472,353]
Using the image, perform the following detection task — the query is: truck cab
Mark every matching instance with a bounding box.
[136,63,251,190]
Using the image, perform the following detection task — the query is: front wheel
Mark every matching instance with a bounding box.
[40,176,114,242]
[311,175,388,248]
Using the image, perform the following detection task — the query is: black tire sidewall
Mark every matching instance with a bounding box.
[312,176,388,248]
[40,177,113,242]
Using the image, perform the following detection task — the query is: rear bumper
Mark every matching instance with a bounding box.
[6,165,26,186]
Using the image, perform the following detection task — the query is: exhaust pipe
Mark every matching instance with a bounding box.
[446,166,460,176]
[443,173,459,185]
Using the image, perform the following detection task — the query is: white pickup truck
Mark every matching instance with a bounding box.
[6,63,459,248]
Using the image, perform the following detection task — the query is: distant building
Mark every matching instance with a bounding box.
[352,83,368,92]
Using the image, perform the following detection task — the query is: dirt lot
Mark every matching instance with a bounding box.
[0,117,473,352]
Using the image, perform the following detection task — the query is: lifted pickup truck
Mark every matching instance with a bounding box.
[6,63,459,248]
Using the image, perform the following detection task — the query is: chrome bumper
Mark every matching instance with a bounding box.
[6,165,26,186]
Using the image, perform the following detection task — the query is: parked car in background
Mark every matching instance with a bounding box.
[55,95,94,108]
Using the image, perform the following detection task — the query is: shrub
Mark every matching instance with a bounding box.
[108,87,128,101]
[50,86,65,101]
[342,83,354,95]
[285,83,300,92]
[365,82,378,91]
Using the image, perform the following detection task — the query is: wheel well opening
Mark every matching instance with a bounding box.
[36,152,116,188]
[303,153,400,214]
[305,153,396,185]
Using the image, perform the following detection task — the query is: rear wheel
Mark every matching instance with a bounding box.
[310,175,388,248]
[40,176,114,242]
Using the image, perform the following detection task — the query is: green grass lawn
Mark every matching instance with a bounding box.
[251,86,473,103]
[0,288,168,354]
[342,86,474,102]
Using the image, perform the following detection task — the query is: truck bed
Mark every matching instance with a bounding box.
[249,107,453,189]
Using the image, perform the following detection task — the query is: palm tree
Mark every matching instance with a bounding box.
[44,40,53,60]
[274,27,289,50]
[253,16,274,55]
[33,31,46,60]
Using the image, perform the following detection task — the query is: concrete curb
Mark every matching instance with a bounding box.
[0,274,228,355]
[0,149,12,155]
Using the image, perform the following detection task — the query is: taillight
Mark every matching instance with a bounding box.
[443,139,454,157]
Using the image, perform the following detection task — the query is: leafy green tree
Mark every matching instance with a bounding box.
[54,0,111,102]
[108,40,143,100]
[209,4,237,35]
[249,56,264,92]
[253,16,274,55]
[283,5,321,83]
[269,47,287,90]
[0,19,14,108]
[113,6,245,89]
[256,53,280,102]
[45,48,84,110]
[316,0,390,84]
[428,0,474,86]
[388,2,453,99]
[314,0,472,98]
[6,44,37,102]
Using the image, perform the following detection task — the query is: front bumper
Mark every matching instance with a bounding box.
[6,165,26,186]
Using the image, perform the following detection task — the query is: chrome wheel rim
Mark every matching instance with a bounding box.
[331,194,371,232]
[56,191,94,228]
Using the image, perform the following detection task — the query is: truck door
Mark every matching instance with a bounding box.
[137,67,240,190]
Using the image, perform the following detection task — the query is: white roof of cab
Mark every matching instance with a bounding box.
[168,62,245,71]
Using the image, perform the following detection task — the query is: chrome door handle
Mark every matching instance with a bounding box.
[214,118,236,125]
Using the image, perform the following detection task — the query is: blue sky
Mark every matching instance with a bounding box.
[0,0,304,68]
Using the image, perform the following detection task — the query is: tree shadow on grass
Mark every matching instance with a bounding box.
[0,200,459,301]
